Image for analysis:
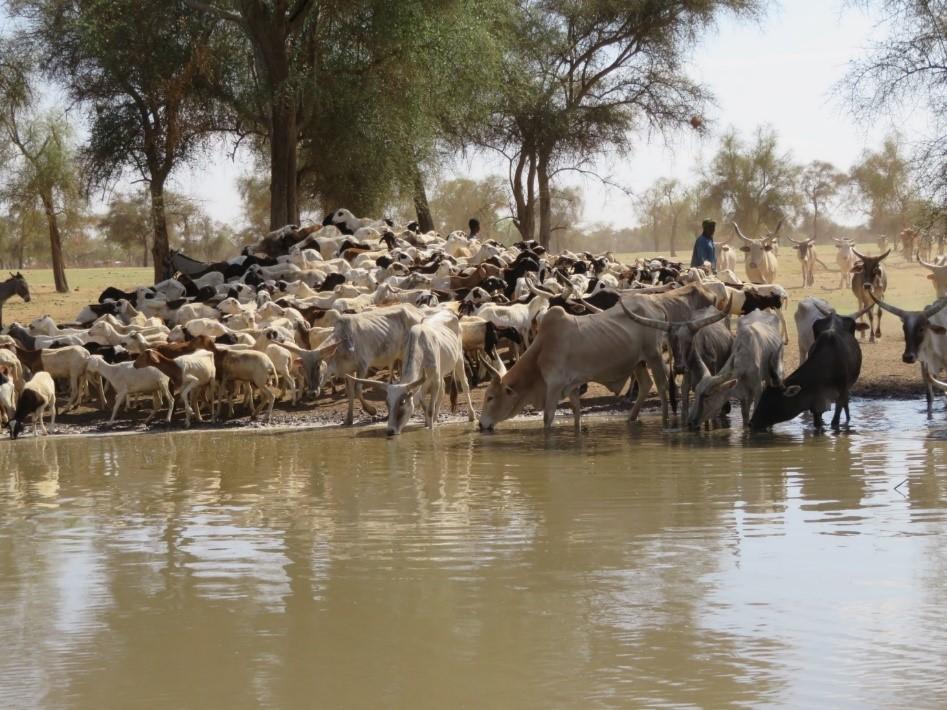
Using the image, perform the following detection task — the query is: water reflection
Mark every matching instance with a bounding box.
[0,400,945,707]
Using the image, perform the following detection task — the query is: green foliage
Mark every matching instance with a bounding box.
[428,176,509,235]
[849,135,918,234]
[703,126,802,231]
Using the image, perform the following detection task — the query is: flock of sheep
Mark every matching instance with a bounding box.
[0,207,945,439]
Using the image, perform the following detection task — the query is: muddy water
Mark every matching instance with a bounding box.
[1,400,946,708]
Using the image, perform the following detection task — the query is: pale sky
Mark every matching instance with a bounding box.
[167,0,927,230]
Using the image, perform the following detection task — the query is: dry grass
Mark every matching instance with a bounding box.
[2,267,152,325]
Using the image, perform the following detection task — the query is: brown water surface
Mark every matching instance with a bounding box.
[2,401,946,708]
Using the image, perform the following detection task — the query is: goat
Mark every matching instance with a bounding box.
[9,371,55,439]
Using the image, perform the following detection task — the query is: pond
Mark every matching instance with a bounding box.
[1,400,946,708]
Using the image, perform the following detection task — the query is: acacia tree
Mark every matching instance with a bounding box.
[799,160,846,241]
[0,45,76,291]
[842,0,947,212]
[14,0,234,282]
[183,0,323,230]
[849,135,917,234]
[477,0,759,248]
[704,127,802,232]
[99,191,152,266]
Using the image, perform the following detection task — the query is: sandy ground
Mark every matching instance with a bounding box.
[0,244,941,438]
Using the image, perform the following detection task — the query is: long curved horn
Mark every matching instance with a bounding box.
[527,281,557,299]
[578,298,604,314]
[786,235,806,245]
[878,248,892,261]
[918,257,945,271]
[844,302,874,321]
[852,247,867,261]
[923,297,947,319]
[687,306,729,333]
[346,374,388,391]
[771,219,783,236]
[618,299,672,332]
[732,223,755,243]
[929,374,947,393]
[866,285,909,319]
[479,353,504,380]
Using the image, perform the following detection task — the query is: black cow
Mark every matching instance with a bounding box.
[750,311,863,431]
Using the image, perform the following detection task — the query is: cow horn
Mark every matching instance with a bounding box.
[787,235,806,245]
[845,302,874,321]
[527,281,557,299]
[878,248,891,261]
[852,247,867,261]
[732,223,755,243]
[929,374,947,393]
[346,374,388,391]
[578,298,604,314]
[866,285,908,319]
[918,257,945,271]
[923,297,947,319]
[479,353,504,381]
[687,306,729,333]
[618,299,672,332]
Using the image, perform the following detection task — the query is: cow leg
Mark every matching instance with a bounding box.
[628,363,651,422]
[543,384,563,429]
[777,310,789,345]
[830,398,845,430]
[454,363,476,422]
[681,371,691,425]
[922,362,934,415]
[646,354,670,426]
[811,408,825,430]
[875,308,882,340]
[568,388,582,429]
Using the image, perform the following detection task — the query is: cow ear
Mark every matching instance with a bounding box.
[782,385,802,397]
[850,266,863,274]
[928,274,935,280]
[739,246,751,253]
[717,378,738,392]
[930,324,947,334]
[855,323,871,331]
[764,245,773,251]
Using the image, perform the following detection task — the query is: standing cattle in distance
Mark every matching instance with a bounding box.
[734,222,779,284]
[850,248,890,343]
[788,236,816,287]
[833,238,857,289]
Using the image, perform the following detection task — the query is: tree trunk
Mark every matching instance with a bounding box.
[142,233,149,268]
[412,168,434,233]
[669,213,678,256]
[149,179,171,283]
[511,146,537,241]
[812,203,820,242]
[40,190,69,292]
[537,149,552,249]
[652,216,660,252]
[269,99,293,230]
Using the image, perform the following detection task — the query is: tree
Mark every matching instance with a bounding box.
[428,176,509,235]
[99,191,152,266]
[799,161,846,241]
[849,135,916,234]
[841,1,947,212]
[14,0,235,282]
[0,45,77,291]
[477,0,759,248]
[184,0,321,230]
[704,126,802,231]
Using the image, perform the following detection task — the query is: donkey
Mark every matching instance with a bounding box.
[0,272,31,329]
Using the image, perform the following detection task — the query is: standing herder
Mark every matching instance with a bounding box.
[691,219,717,271]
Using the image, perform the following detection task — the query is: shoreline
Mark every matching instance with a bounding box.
[2,379,932,444]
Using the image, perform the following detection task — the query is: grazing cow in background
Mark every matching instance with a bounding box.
[899,227,919,261]
[918,256,947,298]
[688,309,784,429]
[788,236,816,287]
[877,234,889,252]
[734,222,779,284]
[867,289,947,413]
[833,238,857,289]
[714,236,737,274]
[0,272,31,329]
[850,248,890,343]
[917,231,934,263]
[751,308,865,431]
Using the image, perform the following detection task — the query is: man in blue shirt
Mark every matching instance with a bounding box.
[690,219,717,271]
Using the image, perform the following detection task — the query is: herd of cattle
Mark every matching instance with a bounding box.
[1,209,947,439]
